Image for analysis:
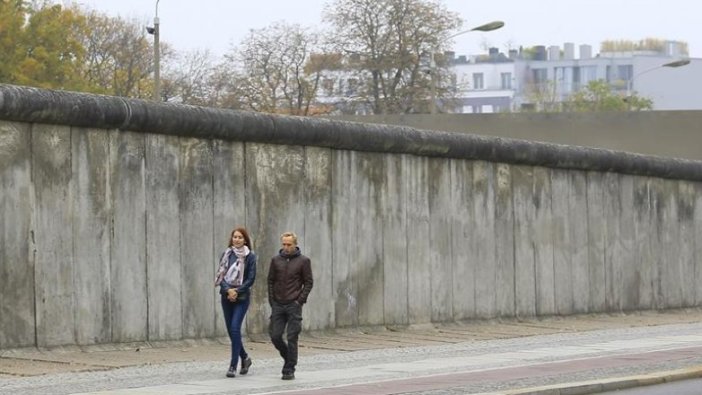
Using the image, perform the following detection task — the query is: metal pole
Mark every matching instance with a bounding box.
[153,0,161,101]
[626,79,632,111]
[428,21,504,114]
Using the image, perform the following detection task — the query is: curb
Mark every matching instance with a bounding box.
[476,365,702,395]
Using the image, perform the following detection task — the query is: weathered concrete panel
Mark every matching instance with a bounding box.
[494,164,515,317]
[695,182,702,305]
[473,161,497,319]
[406,156,432,324]
[633,177,654,310]
[303,146,334,330]
[0,122,34,348]
[511,165,536,317]
[569,171,589,313]
[180,139,215,338]
[678,181,696,307]
[211,140,246,337]
[648,178,665,308]
[246,143,306,333]
[381,154,408,325]
[603,173,623,312]
[354,152,385,326]
[653,179,683,308]
[428,158,453,322]
[331,150,357,327]
[109,130,147,342]
[662,179,683,308]
[618,176,637,310]
[533,167,555,316]
[552,169,573,315]
[145,134,182,341]
[72,128,112,344]
[586,172,606,312]
[449,159,474,320]
[33,124,75,347]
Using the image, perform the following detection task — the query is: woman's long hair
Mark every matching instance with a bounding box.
[228,227,252,249]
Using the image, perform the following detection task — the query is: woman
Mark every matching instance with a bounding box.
[215,227,257,378]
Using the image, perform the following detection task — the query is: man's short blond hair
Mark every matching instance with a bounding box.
[281,231,298,245]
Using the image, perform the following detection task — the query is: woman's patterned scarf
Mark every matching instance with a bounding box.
[214,245,250,287]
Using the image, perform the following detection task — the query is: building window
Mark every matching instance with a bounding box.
[573,67,581,83]
[581,66,597,85]
[618,65,633,82]
[473,73,484,89]
[500,72,512,89]
[322,78,334,96]
[532,68,547,84]
[346,78,358,95]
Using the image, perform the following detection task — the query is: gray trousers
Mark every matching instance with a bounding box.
[269,301,302,373]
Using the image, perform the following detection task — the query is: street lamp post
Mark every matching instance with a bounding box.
[429,21,504,114]
[146,0,161,101]
[626,59,690,102]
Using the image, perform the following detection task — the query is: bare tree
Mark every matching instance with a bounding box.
[323,0,462,114]
[221,22,323,115]
[161,48,217,105]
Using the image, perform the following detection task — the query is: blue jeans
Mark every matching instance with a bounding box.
[221,296,250,368]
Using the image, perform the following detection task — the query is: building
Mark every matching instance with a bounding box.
[315,40,700,114]
[451,40,700,113]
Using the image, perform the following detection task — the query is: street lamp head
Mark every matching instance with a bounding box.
[146,26,156,35]
[470,21,505,32]
[663,59,691,68]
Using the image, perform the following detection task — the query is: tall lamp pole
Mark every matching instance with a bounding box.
[626,59,689,109]
[430,21,504,114]
[146,0,161,101]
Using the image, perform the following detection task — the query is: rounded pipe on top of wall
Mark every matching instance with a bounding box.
[1,83,702,182]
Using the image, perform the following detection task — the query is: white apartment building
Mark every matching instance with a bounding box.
[452,40,701,112]
[440,48,516,114]
[316,40,700,114]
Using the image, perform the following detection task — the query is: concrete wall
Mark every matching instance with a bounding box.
[333,112,702,161]
[2,84,702,349]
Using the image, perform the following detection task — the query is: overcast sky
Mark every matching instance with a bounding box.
[78,0,700,59]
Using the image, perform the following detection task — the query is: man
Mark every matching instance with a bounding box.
[267,231,313,380]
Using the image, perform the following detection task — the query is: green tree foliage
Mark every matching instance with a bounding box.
[1,1,161,98]
[323,0,462,114]
[0,0,25,82]
[568,80,652,112]
[81,11,161,98]
[2,1,90,90]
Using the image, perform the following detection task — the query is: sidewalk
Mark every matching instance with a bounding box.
[2,309,702,394]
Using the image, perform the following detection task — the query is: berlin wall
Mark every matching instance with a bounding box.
[1,84,702,349]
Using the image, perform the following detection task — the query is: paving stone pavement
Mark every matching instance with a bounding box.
[2,309,702,394]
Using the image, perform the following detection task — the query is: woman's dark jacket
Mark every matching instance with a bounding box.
[218,251,257,301]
